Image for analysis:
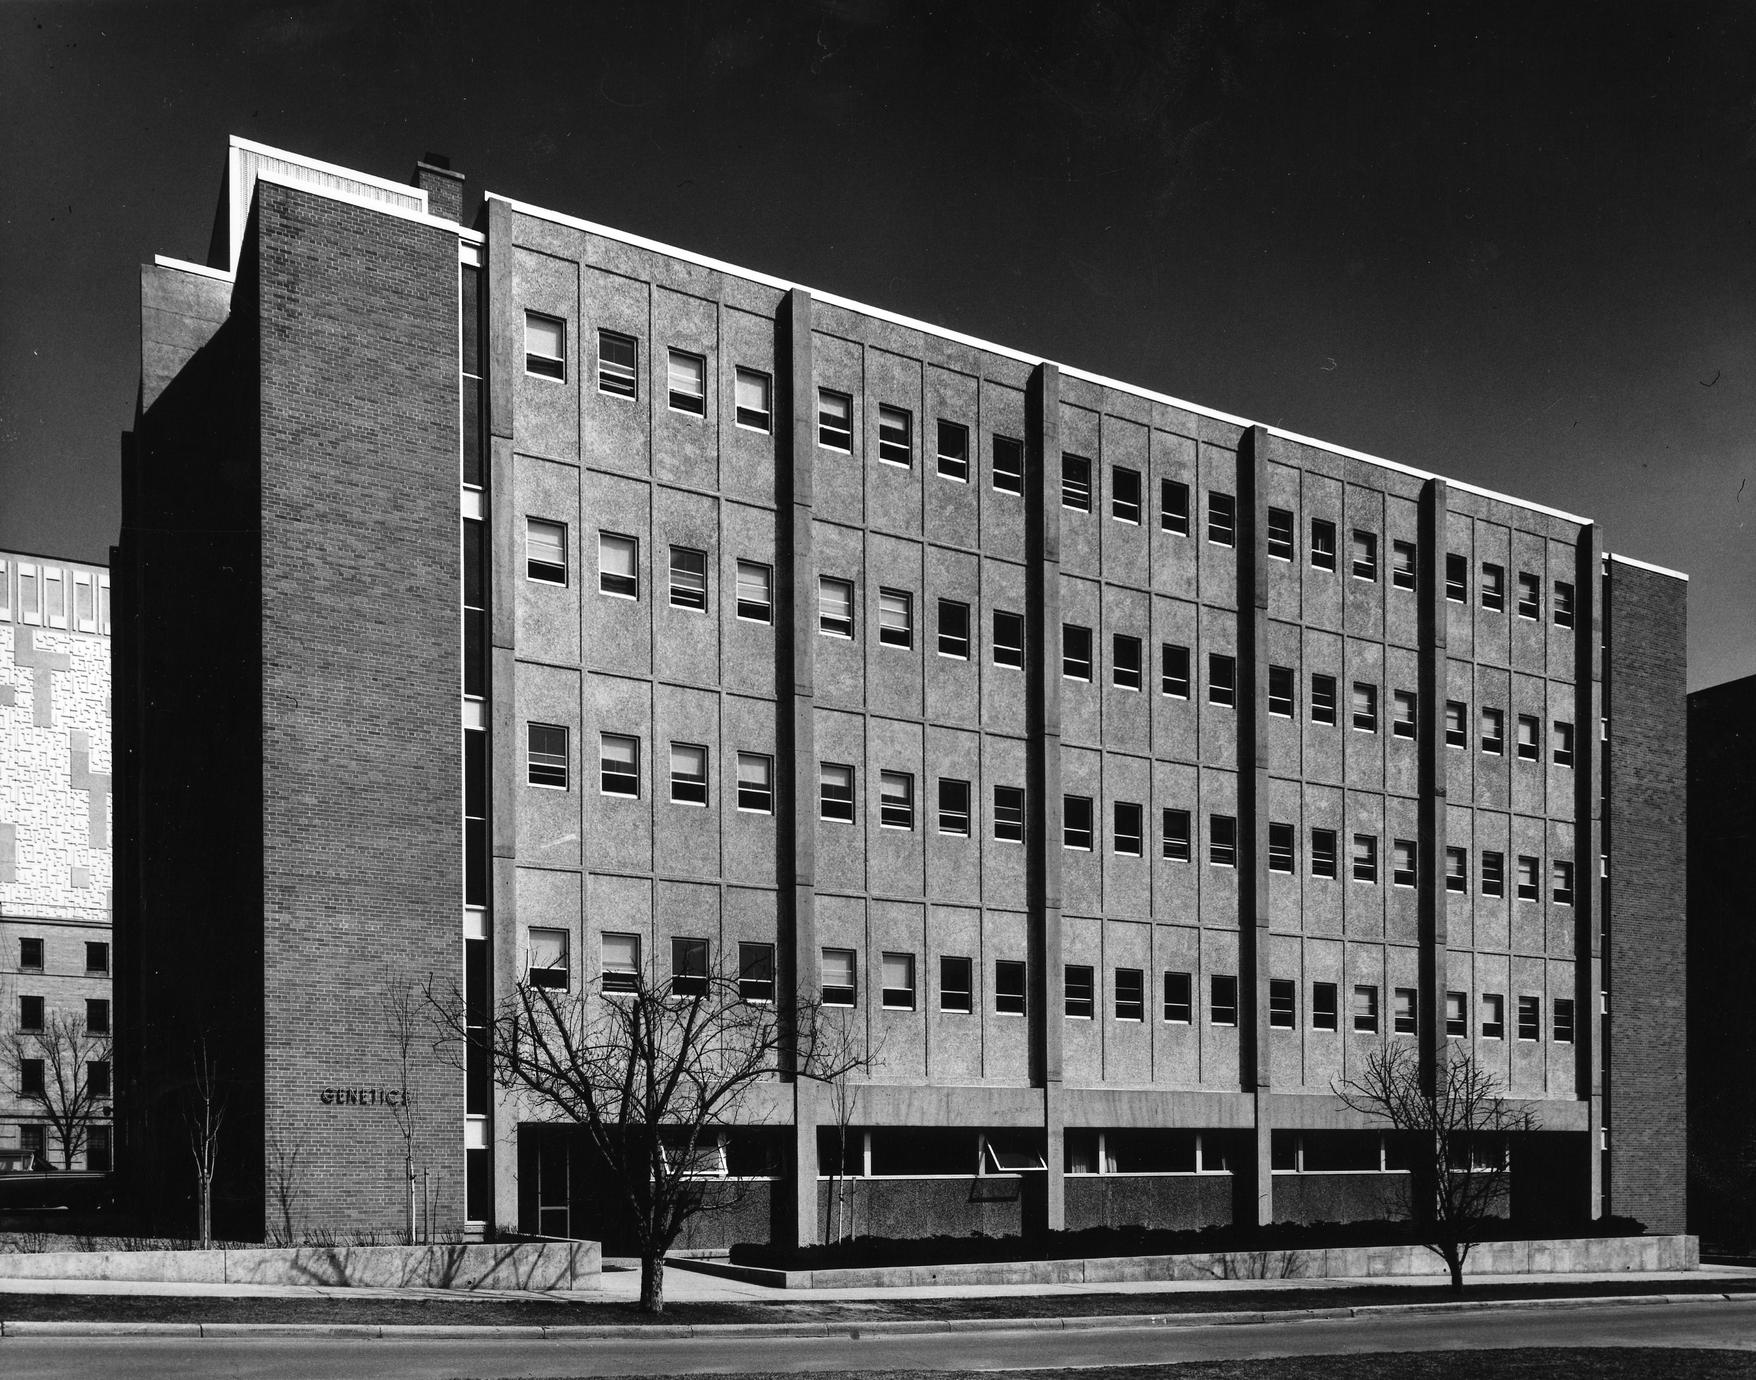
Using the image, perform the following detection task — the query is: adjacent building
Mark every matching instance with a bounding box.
[116,137,1688,1244]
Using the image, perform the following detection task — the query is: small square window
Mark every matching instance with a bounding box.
[1553,860,1575,905]
[1481,707,1505,755]
[1312,982,1338,1031]
[881,952,916,1010]
[20,938,43,972]
[1210,814,1238,867]
[1353,985,1379,1034]
[669,546,708,610]
[1311,674,1338,725]
[818,389,853,451]
[671,937,710,997]
[1481,562,1505,611]
[936,419,970,481]
[1209,654,1236,707]
[1481,850,1505,897]
[1516,855,1540,901]
[1115,968,1145,1022]
[994,610,1025,669]
[1310,519,1337,571]
[1210,975,1238,1026]
[1161,479,1191,534]
[735,367,772,431]
[527,723,569,789]
[821,948,857,1007]
[819,577,855,638]
[1063,624,1093,681]
[1351,530,1378,581]
[85,998,110,1035]
[600,733,639,796]
[995,785,1025,843]
[880,771,915,830]
[1112,466,1141,523]
[740,942,776,1003]
[598,329,637,397]
[993,435,1024,494]
[1062,454,1092,511]
[1268,822,1294,873]
[736,561,773,623]
[938,599,971,658]
[1554,998,1576,1043]
[1445,554,1468,602]
[1311,828,1338,878]
[1516,714,1540,760]
[1352,833,1378,883]
[1162,808,1192,862]
[670,743,708,806]
[1392,539,1417,590]
[1446,701,1468,748]
[819,763,855,822]
[602,932,641,992]
[1114,801,1143,856]
[1352,682,1378,733]
[1268,665,1294,717]
[1446,991,1468,1038]
[878,405,913,466]
[1554,580,1576,628]
[599,533,639,599]
[939,955,974,1013]
[526,518,568,584]
[1164,971,1193,1023]
[1064,795,1094,850]
[667,349,706,415]
[879,588,913,648]
[736,752,773,813]
[1392,690,1417,739]
[938,778,971,836]
[1162,644,1191,698]
[1517,572,1541,619]
[1112,634,1142,690]
[1446,846,1467,893]
[1267,507,1294,561]
[1553,721,1575,766]
[1392,839,1416,887]
[525,312,565,379]
[995,959,1028,1016]
[1269,979,1296,1029]
[1393,987,1417,1035]
[1065,964,1095,1019]
[1482,993,1505,1039]
[1518,995,1541,1042]
[1208,492,1236,546]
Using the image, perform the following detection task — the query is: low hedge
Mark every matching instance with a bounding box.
[727,1215,1648,1271]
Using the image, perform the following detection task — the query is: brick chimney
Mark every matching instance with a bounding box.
[412,152,464,224]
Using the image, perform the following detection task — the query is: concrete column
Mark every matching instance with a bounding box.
[1417,479,1451,1088]
[1576,526,1604,1219]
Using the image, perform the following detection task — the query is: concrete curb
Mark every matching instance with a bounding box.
[1,1289,1750,1340]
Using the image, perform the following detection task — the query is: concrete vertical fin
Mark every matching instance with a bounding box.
[1239,425,1274,1228]
[1417,478,1450,1088]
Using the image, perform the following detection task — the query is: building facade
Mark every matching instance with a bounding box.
[0,550,114,1176]
[117,137,1688,1244]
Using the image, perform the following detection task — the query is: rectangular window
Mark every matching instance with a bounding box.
[1112,466,1142,523]
[1064,795,1094,850]
[1312,982,1339,1031]
[669,546,708,610]
[1392,539,1418,590]
[524,311,565,379]
[1482,993,1505,1039]
[1554,998,1576,1043]
[1063,624,1093,680]
[1516,714,1540,760]
[936,419,970,480]
[1162,644,1191,697]
[1269,822,1294,873]
[1481,562,1505,611]
[1517,571,1541,619]
[739,942,776,1003]
[1352,682,1378,732]
[1353,984,1379,1033]
[0,558,8,622]
[736,561,773,623]
[1269,979,1296,1029]
[1393,690,1417,738]
[939,956,973,1013]
[1065,964,1095,1018]
[880,771,915,829]
[1553,721,1575,766]
[736,752,773,813]
[819,763,855,822]
[671,938,709,997]
[995,959,1027,1016]
[1351,530,1378,580]
[1208,492,1236,546]
[599,533,638,598]
[667,349,705,414]
[1445,554,1468,602]
[1481,707,1505,755]
[994,786,1025,842]
[818,388,853,450]
[1553,860,1575,905]
[1154,809,1189,864]
[42,568,64,629]
[1268,665,1294,717]
[1209,654,1236,707]
[1161,479,1191,534]
[1394,987,1417,1035]
[17,564,38,626]
[735,367,772,430]
[1310,519,1337,570]
[87,1061,111,1099]
[938,778,971,836]
[602,933,641,992]
[526,518,568,584]
[1311,674,1338,725]
[1446,991,1468,1038]
[1481,850,1505,897]
[878,405,912,466]
[20,1059,45,1096]
[821,948,857,1007]
[881,953,916,1010]
[1210,975,1238,1026]
[1518,995,1541,1041]
[1353,833,1378,883]
[598,329,637,396]
[527,723,569,789]
[1112,634,1142,690]
[1446,846,1468,893]
[599,734,639,796]
[20,938,43,971]
[994,610,1024,668]
[1446,700,1468,747]
[1210,814,1238,867]
[878,588,913,648]
[1517,855,1540,900]
[85,998,110,1035]
[993,435,1024,493]
[1393,839,1416,887]
[1062,454,1092,511]
[1164,971,1193,1023]
[1115,968,1145,1022]
[937,599,971,658]
[670,743,708,805]
[1267,507,1295,560]
[818,577,854,638]
[1114,802,1143,856]
[1554,580,1576,628]
[1311,828,1338,878]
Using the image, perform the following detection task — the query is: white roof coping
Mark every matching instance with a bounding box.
[152,255,234,283]
[1609,552,1689,581]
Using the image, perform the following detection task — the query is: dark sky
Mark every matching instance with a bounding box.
[3,1,1752,689]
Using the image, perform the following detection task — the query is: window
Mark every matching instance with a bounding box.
[87,1061,111,1099]
[20,938,43,972]
[1446,846,1467,893]
[1114,802,1143,856]
[1113,635,1142,690]
[1393,839,1416,888]
[598,329,637,396]
[527,723,569,789]
[599,533,638,598]
[736,752,773,813]
[934,599,971,659]
[1311,829,1338,878]
[527,928,570,989]
[1554,998,1576,1043]
[1161,479,1191,534]
[985,610,1024,669]
[995,959,1027,1016]
[1482,993,1505,1039]
[879,589,913,648]
[1210,814,1238,867]
[524,311,565,379]
[1517,572,1541,619]
[1353,833,1378,883]
[818,577,854,638]
[878,405,912,466]
[1210,975,1238,1026]
[1062,454,1092,511]
[526,518,567,584]
[1208,492,1236,546]
[670,743,708,805]
[1392,539,1417,590]
[821,949,857,1007]
[1269,822,1294,873]
[819,763,855,822]
[1269,979,1296,1029]
[85,999,110,1035]
[736,561,773,623]
[1552,721,1575,766]
[1162,644,1191,698]
[1065,965,1095,1018]
[1516,715,1540,760]
[666,349,705,415]
[1445,554,1468,602]
[1446,701,1468,748]
[1393,690,1417,739]
[1164,971,1193,1023]
[818,389,853,450]
[881,953,916,1009]
[602,933,641,992]
[994,785,1025,842]
[1481,707,1505,755]
[1481,850,1505,897]
[993,435,1024,494]
[1269,666,1294,717]
[1517,855,1540,901]
[1518,995,1541,1042]
[1353,985,1379,1034]
[1267,507,1294,561]
[1312,982,1339,1031]
[1153,809,1189,864]
[939,956,973,1013]
[1394,988,1417,1035]
[600,734,639,796]
[1063,624,1093,680]
[669,546,708,610]
[880,771,915,829]
[936,420,969,480]
[20,1060,45,1097]
[1352,682,1378,732]
[1481,562,1505,611]
[938,778,971,836]
[1209,654,1236,707]
[1064,795,1094,850]
[1311,674,1338,725]
[1553,860,1575,905]
[1554,580,1575,628]
[735,367,772,430]
[1310,519,1337,571]
[17,564,38,626]
[1116,968,1145,1021]
[1446,991,1468,1038]
[739,942,775,1003]
[1112,466,1141,523]
[1351,530,1378,581]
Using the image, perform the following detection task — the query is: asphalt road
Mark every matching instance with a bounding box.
[2,1299,1752,1379]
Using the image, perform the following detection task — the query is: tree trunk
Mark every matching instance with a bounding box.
[1446,1250,1464,1293]
[639,1251,666,1312]
[198,1177,212,1248]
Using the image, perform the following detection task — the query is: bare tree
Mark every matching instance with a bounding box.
[186,1036,226,1248]
[429,957,870,1313]
[1334,1042,1539,1292]
[265,1134,308,1245]
[387,980,421,1244]
[818,1014,883,1246]
[1,1010,112,1171]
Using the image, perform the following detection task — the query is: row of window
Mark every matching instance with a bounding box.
[8,1124,111,1172]
[16,995,110,1034]
[13,939,110,974]
[15,1056,111,1099]
[0,559,111,634]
